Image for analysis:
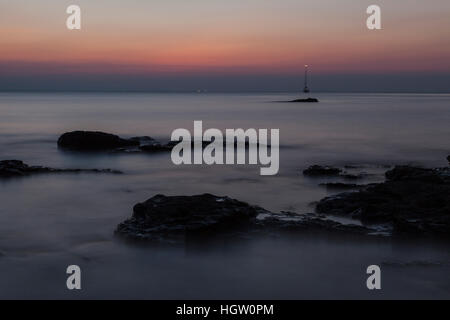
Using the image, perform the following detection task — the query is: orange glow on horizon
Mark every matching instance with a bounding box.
[1,1,450,76]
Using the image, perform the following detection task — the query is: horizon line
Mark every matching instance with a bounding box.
[1,90,450,94]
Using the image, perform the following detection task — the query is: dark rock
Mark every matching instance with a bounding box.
[58,130,275,154]
[0,160,122,178]
[303,164,370,179]
[344,164,392,169]
[385,165,444,183]
[258,213,370,235]
[116,194,266,241]
[115,194,375,242]
[289,98,319,103]
[447,155,450,164]
[319,182,366,190]
[303,165,342,176]
[58,131,139,151]
[58,131,178,153]
[303,165,369,180]
[316,165,450,236]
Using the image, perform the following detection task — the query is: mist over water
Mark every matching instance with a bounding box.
[0,93,449,299]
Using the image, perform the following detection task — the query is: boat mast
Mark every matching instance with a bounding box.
[303,64,310,94]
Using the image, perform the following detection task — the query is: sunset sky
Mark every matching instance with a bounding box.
[1,0,450,92]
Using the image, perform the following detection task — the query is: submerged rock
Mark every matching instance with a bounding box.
[303,164,369,180]
[0,160,122,178]
[58,131,139,151]
[319,182,367,190]
[139,143,173,152]
[303,165,342,176]
[289,98,319,103]
[116,194,373,242]
[258,212,370,234]
[316,165,450,236]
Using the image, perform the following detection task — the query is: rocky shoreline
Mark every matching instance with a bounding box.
[0,160,122,178]
[4,130,449,242]
[114,193,372,243]
[115,157,450,243]
[316,165,450,236]
[57,130,276,154]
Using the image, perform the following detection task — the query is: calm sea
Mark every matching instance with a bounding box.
[0,92,449,298]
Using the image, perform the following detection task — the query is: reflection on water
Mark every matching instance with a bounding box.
[0,93,449,299]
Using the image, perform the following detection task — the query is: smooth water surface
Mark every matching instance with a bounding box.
[0,93,449,299]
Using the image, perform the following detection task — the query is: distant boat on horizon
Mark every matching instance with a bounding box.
[277,64,319,103]
[288,64,318,102]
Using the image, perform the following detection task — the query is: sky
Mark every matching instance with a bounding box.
[1,0,450,92]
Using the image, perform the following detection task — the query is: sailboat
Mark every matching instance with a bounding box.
[290,65,318,102]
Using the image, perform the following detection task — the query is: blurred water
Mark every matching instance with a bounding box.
[0,92,449,299]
